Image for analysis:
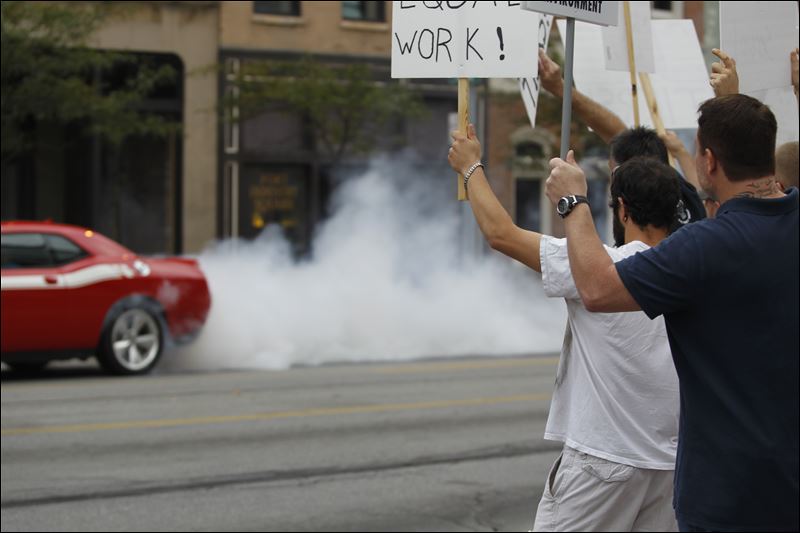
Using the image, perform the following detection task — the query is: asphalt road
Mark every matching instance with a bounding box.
[1,354,562,532]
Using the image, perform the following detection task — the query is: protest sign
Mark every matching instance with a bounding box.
[558,18,650,128]
[752,87,800,146]
[519,14,554,128]
[391,1,540,79]
[720,1,799,93]
[523,1,618,26]
[392,1,541,200]
[649,20,715,130]
[558,19,713,130]
[601,1,654,74]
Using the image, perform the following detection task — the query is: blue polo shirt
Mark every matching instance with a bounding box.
[615,188,799,531]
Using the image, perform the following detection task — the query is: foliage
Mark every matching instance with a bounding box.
[227,56,425,164]
[1,1,178,164]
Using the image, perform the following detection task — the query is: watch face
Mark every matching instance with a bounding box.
[557,197,570,215]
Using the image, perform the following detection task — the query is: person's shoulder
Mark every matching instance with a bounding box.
[670,217,719,241]
[635,223,713,260]
[605,241,649,262]
[784,187,800,207]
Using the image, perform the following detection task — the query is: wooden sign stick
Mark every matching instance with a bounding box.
[457,78,469,201]
[639,72,676,167]
[623,1,640,127]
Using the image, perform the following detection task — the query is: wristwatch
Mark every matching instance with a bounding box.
[556,195,590,218]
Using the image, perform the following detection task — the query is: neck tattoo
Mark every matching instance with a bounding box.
[733,178,781,199]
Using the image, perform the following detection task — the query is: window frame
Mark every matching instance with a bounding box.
[341,1,386,23]
[650,1,683,19]
[252,1,302,17]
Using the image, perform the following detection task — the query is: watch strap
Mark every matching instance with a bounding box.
[559,195,589,218]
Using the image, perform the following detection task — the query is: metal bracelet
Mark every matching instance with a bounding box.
[463,161,484,191]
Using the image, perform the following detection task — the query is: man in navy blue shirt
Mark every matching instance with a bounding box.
[543,94,799,532]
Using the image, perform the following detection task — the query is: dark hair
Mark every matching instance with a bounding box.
[697,95,776,182]
[609,126,669,165]
[610,157,681,231]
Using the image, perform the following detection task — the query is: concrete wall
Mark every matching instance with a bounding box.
[90,2,220,253]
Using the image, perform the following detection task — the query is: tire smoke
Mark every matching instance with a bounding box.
[167,155,566,371]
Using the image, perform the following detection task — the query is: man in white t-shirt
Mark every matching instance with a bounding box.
[448,125,680,532]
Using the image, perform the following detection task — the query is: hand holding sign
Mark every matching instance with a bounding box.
[448,124,482,177]
[523,2,620,158]
[392,1,538,200]
[545,150,588,205]
[710,48,740,97]
[538,48,564,97]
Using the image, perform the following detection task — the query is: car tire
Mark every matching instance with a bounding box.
[98,304,164,376]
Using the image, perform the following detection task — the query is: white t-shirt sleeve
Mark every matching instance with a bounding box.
[540,236,580,300]
[540,236,635,300]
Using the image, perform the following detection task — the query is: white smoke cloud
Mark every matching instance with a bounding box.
[165,155,566,371]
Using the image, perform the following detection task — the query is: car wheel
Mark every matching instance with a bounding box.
[98,306,163,376]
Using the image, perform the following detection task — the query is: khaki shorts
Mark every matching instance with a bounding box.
[532,445,677,532]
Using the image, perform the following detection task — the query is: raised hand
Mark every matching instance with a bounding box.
[545,150,587,205]
[658,130,688,157]
[448,123,482,175]
[538,48,564,97]
[710,48,739,97]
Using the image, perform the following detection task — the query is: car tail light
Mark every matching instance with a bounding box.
[133,260,152,277]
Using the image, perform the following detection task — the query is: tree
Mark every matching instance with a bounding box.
[0,1,178,165]
[227,56,424,166]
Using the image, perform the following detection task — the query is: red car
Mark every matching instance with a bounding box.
[1,221,211,375]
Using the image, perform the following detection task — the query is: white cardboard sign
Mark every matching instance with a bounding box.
[523,0,619,26]
[519,14,554,128]
[601,1,655,74]
[752,87,800,146]
[391,1,540,79]
[719,1,799,93]
[558,19,714,130]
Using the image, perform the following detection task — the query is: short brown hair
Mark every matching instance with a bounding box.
[697,95,777,182]
[776,141,799,189]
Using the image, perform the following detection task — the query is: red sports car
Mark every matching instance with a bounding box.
[1,221,211,375]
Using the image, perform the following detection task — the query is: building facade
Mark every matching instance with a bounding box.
[1,1,716,253]
[90,1,219,254]
[217,1,461,255]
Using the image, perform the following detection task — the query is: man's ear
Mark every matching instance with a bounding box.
[704,148,717,176]
[617,197,628,222]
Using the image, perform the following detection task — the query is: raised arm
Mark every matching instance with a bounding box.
[448,124,543,273]
[791,48,799,107]
[659,129,701,190]
[544,152,640,312]
[539,48,626,143]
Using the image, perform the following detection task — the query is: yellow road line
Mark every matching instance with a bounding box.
[1,393,551,437]
[372,357,559,374]
[1,357,558,392]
